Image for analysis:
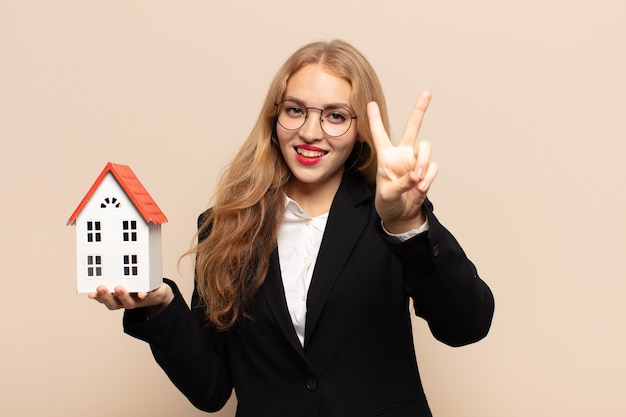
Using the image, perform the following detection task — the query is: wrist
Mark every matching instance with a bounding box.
[145,284,174,319]
[382,210,426,234]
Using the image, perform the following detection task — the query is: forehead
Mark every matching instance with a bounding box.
[285,64,352,106]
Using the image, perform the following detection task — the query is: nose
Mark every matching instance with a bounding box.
[299,108,324,141]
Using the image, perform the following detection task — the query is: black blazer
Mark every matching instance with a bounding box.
[124,171,494,417]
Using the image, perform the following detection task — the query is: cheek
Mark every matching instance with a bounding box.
[338,133,359,153]
[276,125,291,144]
[276,129,294,157]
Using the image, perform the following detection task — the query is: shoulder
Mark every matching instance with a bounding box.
[197,208,213,242]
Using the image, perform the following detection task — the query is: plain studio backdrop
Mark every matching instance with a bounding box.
[1,1,624,416]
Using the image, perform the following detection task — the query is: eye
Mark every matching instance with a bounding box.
[282,101,305,118]
[323,107,350,124]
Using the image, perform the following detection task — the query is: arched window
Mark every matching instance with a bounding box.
[100,197,121,209]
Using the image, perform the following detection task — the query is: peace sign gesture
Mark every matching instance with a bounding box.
[367,91,438,234]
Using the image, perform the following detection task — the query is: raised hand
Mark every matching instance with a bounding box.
[367,91,438,234]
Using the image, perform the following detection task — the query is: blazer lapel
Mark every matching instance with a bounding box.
[260,248,306,357]
[304,172,372,346]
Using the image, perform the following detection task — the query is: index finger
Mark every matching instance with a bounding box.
[367,101,391,154]
[400,91,432,148]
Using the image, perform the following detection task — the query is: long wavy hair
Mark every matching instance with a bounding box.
[192,39,391,330]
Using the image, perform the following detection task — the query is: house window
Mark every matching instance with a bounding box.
[87,255,102,277]
[122,220,137,242]
[123,254,138,276]
[100,197,121,208]
[86,221,101,243]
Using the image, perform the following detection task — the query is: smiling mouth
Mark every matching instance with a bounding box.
[295,147,328,158]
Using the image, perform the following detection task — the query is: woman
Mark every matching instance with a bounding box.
[91,39,494,417]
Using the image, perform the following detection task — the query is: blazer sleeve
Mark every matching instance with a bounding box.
[379,199,495,347]
[123,213,233,412]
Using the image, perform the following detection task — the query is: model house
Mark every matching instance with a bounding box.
[67,162,167,293]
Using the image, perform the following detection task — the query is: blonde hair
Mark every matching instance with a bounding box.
[193,40,391,330]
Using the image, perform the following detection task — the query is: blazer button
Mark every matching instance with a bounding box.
[305,376,318,391]
[432,244,440,257]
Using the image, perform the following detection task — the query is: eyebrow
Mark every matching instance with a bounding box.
[283,96,355,112]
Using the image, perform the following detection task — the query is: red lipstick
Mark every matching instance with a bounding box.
[294,145,327,166]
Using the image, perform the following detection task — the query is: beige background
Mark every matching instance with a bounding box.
[1,0,624,416]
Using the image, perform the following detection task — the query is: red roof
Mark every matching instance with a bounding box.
[67,162,168,225]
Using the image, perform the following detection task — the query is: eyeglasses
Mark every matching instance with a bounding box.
[274,99,357,137]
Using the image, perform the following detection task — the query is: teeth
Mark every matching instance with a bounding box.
[297,148,326,158]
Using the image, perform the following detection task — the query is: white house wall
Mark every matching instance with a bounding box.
[148,223,163,289]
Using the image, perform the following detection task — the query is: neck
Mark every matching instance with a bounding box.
[286,174,342,217]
